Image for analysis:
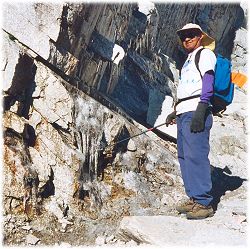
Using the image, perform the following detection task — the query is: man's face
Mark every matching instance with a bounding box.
[178,29,203,52]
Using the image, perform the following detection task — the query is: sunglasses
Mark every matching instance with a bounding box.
[179,31,201,42]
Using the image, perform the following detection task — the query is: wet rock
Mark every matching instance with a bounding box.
[49,41,79,77]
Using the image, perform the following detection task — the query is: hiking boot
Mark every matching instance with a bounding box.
[176,198,195,214]
[186,202,214,220]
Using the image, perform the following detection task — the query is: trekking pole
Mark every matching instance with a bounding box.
[103,122,167,149]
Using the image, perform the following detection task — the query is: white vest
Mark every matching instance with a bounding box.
[176,46,216,115]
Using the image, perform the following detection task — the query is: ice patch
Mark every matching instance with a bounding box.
[154,95,177,138]
[75,97,100,128]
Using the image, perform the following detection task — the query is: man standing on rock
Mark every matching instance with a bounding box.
[166,23,216,219]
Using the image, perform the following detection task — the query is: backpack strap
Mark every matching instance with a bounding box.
[174,48,205,110]
[194,47,205,79]
[174,94,201,111]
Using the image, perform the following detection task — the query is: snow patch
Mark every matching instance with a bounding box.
[111,44,125,65]
[154,95,177,138]
[137,0,156,19]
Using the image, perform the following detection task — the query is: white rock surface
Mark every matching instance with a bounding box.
[2,3,63,59]
[2,32,21,91]
[231,27,248,74]
[117,215,247,246]
[127,139,137,151]
[28,147,51,187]
[209,87,247,179]
[45,196,64,220]
[32,61,73,129]
[95,235,106,246]
[26,234,40,245]
[3,111,27,134]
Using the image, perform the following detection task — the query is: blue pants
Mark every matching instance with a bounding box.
[176,111,213,206]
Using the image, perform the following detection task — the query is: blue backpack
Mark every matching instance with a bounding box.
[195,48,234,114]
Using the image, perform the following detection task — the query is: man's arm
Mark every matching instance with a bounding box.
[200,70,215,103]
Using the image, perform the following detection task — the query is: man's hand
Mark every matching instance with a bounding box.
[166,111,177,127]
[190,102,208,133]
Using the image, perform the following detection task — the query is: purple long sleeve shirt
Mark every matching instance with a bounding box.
[200,70,215,104]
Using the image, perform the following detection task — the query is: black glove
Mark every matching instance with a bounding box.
[166,111,177,126]
[190,102,209,133]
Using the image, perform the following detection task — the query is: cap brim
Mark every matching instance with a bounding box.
[201,31,215,51]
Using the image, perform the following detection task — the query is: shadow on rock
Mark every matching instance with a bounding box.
[210,165,247,211]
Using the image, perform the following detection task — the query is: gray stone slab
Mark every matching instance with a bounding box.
[117,215,247,246]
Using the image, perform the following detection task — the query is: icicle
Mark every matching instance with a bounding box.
[94,134,100,181]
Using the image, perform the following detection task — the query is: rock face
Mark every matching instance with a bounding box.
[2,1,248,247]
[117,215,247,246]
